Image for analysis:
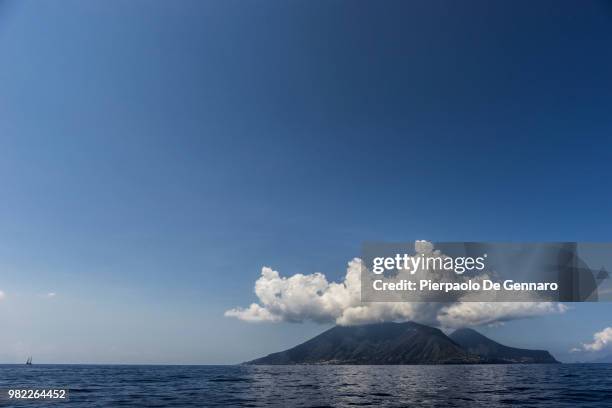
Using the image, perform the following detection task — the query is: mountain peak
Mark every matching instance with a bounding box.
[450,328,491,342]
[247,322,558,365]
[248,321,481,365]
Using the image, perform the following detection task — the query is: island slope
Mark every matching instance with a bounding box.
[449,328,559,363]
[247,322,481,365]
[247,322,559,365]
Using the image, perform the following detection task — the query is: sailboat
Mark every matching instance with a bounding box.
[25,356,32,365]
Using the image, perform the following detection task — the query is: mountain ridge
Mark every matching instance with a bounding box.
[247,322,558,365]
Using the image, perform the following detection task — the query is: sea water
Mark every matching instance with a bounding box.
[0,364,610,407]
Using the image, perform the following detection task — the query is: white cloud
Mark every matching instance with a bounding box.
[46,292,56,298]
[225,243,567,328]
[225,262,361,324]
[580,327,612,352]
[0,290,5,300]
[437,302,567,328]
[225,302,281,322]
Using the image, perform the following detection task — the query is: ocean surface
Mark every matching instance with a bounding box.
[0,364,611,407]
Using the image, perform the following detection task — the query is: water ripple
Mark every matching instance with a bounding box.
[0,364,610,407]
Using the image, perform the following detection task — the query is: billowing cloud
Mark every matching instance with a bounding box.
[579,327,612,352]
[437,301,567,327]
[225,261,361,324]
[225,302,281,322]
[225,247,567,328]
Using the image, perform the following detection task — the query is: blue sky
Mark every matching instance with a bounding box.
[0,0,611,364]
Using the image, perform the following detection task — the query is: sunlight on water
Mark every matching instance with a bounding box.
[1,364,611,407]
